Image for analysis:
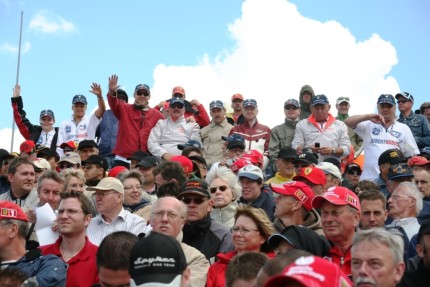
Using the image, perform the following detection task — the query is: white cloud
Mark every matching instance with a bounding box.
[150,0,399,128]
[0,127,25,153]
[0,41,31,54]
[29,11,76,34]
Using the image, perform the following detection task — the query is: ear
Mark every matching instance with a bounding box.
[7,173,14,184]
[291,200,303,212]
[353,211,361,227]
[394,262,405,283]
[182,267,191,286]
[207,199,214,211]
[84,214,92,227]
[417,243,424,258]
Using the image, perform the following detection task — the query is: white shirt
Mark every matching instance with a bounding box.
[387,217,420,240]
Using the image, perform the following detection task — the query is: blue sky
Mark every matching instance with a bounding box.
[1,0,429,151]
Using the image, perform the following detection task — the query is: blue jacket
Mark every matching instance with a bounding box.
[6,249,67,287]
[98,110,119,156]
[398,111,430,149]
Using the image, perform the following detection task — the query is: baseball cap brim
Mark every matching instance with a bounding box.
[267,234,297,248]
[238,172,261,180]
[312,195,347,209]
[131,274,181,287]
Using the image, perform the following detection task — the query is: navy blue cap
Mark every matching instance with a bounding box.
[72,95,87,105]
[311,94,329,106]
[395,92,414,102]
[170,97,185,107]
[284,99,300,108]
[136,156,159,168]
[177,139,202,150]
[210,100,224,110]
[222,134,245,143]
[39,109,55,119]
[134,84,150,94]
[387,163,414,180]
[377,94,395,105]
[243,99,257,108]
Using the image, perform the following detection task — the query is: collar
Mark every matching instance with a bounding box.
[97,207,126,224]
[183,215,212,239]
[210,118,229,128]
[391,217,418,227]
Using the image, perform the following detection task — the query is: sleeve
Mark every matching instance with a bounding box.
[34,255,67,287]
[107,93,123,119]
[147,120,168,159]
[87,112,101,140]
[353,121,367,138]
[190,123,202,143]
[11,96,33,139]
[268,127,281,159]
[337,121,351,157]
[195,104,210,128]
[415,116,430,149]
[291,120,305,150]
[183,245,209,287]
[56,122,66,157]
[263,127,271,154]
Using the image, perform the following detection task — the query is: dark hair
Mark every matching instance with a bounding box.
[226,252,269,287]
[157,181,182,198]
[7,157,33,175]
[60,191,93,215]
[358,190,387,207]
[259,249,312,277]
[96,231,138,270]
[152,161,187,186]
[1,219,29,239]
[181,146,202,157]
[356,180,380,194]
[0,268,29,286]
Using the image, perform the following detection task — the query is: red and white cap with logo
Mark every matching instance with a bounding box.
[270,181,315,211]
[0,201,29,222]
[312,186,361,211]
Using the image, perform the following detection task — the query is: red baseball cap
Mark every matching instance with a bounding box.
[172,86,185,96]
[0,201,29,222]
[312,186,361,211]
[230,158,253,173]
[231,93,244,101]
[270,181,315,211]
[20,140,36,154]
[242,150,264,166]
[408,156,430,167]
[60,141,77,150]
[170,156,193,174]
[264,255,352,287]
[293,166,326,186]
[108,166,128,178]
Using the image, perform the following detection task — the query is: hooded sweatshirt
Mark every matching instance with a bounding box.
[299,85,315,120]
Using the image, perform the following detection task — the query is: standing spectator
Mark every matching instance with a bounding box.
[11,84,59,152]
[148,98,201,161]
[298,84,315,119]
[226,93,245,126]
[201,100,233,167]
[229,99,271,168]
[312,186,361,277]
[98,88,128,169]
[344,94,419,181]
[292,94,351,163]
[107,74,164,166]
[86,177,146,245]
[396,92,430,150]
[419,102,430,123]
[0,149,16,195]
[335,96,363,153]
[57,83,106,156]
[40,191,99,287]
[156,86,210,128]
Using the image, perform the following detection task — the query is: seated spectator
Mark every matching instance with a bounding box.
[36,146,59,171]
[58,152,81,172]
[265,147,297,184]
[128,150,150,170]
[292,166,326,196]
[342,163,362,191]
[0,149,16,195]
[152,161,187,188]
[82,155,108,187]
[188,155,208,179]
[135,156,159,202]
[208,134,245,173]
[355,180,380,195]
[358,190,388,230]
[317,161,342,190]
[225,251,269,287]
[292,151,318,175]
[386,163,414,194]
[59,141,77,153]
[77,139,99,161]
[119,170,151,222]
[171,155,195,179]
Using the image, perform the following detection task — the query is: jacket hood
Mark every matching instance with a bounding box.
[299,85,315,103]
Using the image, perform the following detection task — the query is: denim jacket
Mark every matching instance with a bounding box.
[398,112,430,149]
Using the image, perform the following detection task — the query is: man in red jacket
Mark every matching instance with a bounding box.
[107,74,164,167]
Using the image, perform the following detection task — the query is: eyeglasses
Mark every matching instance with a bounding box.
[182,197,208,205]
[210,185,228,193]
[92,191,119,198]
[56,208,85,216]
[152,210,182,220]
[173,93,184,98]
[124,185,142,191]
[285,105,298,110]
[170,104,184,109]
[59,163,73,169]
[390,193,413,201]
[231,226,259,235]
[232,99,243,103]
[397,100,410,104]
[347,170,361,176]
[136,91,150,97]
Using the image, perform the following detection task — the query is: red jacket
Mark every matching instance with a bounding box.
[155,100,210,128]
[229,120,271,155]
[325,244,352,278]
[108,94,164,158]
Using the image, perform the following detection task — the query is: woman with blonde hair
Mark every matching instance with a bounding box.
[207,167,241,228]
[206,205,275,287]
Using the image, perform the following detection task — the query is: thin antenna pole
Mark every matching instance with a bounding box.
[11,11,24,151]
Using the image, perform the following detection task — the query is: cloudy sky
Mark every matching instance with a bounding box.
[1,0,428,152]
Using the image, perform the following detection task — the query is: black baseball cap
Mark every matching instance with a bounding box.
[136,156,159,168]
[78,140,99,151]
[82,155,108,171]
[127,151,150,161]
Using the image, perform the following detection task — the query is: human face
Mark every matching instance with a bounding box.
[210,178,235,208]
[93,189,122,215]
[56,197,91,236]
[414,169,430,198]
[324,174,340,190]
[123,178,143,205]
[138,166,155,184]
[83,164,102,180]
[239,177,262,202]
[65,176,85,193]
[0,158,13,175]
[418,234,430,268]
[302,92,312,103]
[8,164,35,194]
[210,107,226,125]
[274,195,297,218]
[274,240,295,256]
[276,159,294,177]
[423,107,430,122]
[182,195,212,222]
[377,103,396,122]
[336,102,350,115]
[359,200,387,230]
[387,187,416,219]
[232,215,265,253]
[352,240,404,287]
[298,178,324,196]
[231,98,243,112]
[311,104,330,122]
[169,103,185,120]
[38,179,64,210]
[345,169,361,185]
[226,147,245,159]
[40,115,55,131]
[396,96,413,114]
[134,89,150,107]
[150,197,185,238]
[72,103,87,119]
[79,147,98,161]
[243,106,258,121]
[155,173,168,186]
[321,202,359,243]
[98,267,130,287]
[284,105,300,120]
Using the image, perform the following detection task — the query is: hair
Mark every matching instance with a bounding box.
[1,219,29,239]
[37,170,65,192]
[60,191,93,216]
[234,205,275,252]
[118,170,144,186]
[157,181,182,198]
[207,167,242,200]
[152,161,187,186]
[356,180,380,193]
[181,146,202,157]
[61,168,86,187]
[358,190,387,207]
[420,102,430,114]
[260,249,312,277]
[96,231,138,271]
[7,157,33,175]
[352,228,404,266]
[226,252,269,287]
[395,181,423,214]
[0,268,29,287]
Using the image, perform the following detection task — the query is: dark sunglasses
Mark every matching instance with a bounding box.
[136,91,150,97]
[182,197,207,204]
[285,105,298,110]
[210,185,228,194]
[59,163,73,169]
[338,97,350,101]
[170,104,184,109]
[347,170,361,176]
[397,100,410,104]
[173,93,184,98]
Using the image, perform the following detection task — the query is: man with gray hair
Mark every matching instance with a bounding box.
[351,228,405,287]
[387,181,423,240]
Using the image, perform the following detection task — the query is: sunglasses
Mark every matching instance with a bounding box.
[136,91,150,97]
[182,197,207,205]
[285,105,298,110]
[397,100,410,104]
[338,97,350,101]
[210,185,228,194]
[170,104,184,109]
[347,170,361,176]
[173,93,184,98]
[59,163,73,169]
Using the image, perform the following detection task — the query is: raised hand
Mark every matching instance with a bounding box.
[108,74,120,93]
[89,83,102,98]
[13,84,21,98]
